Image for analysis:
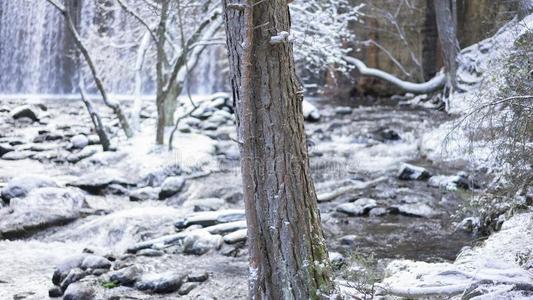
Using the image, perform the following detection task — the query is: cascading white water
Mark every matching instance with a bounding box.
[0,0,225,96]
[0,0,72,94]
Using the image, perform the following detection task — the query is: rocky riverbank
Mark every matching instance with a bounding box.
[0,91,485,299]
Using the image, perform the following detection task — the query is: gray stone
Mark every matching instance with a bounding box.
[178,282,198,295]
[52,255,87,285]
[335,198,377,216]
[48,286,63,297]
[369,207,388,217]
[159,176,186,199]
[183,230,223,255]
[0,150,34,160]
[62,282,95,300]
[129,187,159,202]
[187,271,209,282]
[80,255,111,270]
[110,265,142,286]
[0,187,86,237]
[175,209,245,229]
[398,163,431,180]
[136,249,164,257]
[1,175,58,202]
[66,146,99,163]
[340,235,358,246]
[0,143,14,157]
[60,268,88,291]
[135,273,186,294]
[68,170,133,194]
[394,203,439,218]
[222,228,247,244]
[335,106,353,115]
[71,134,89,149]
[10,105,39,122]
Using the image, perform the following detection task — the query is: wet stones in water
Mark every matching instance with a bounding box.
[136,249,164,257]
[68,170,133,195]
[302,100,321,122]
[335,106,353,116]
[428,173,471,191]
[204,220,247,235]
[110,265,142,286]
[340,235,359,246]
[0,187,88,237]
[329,252,346,270]
[187,271,209,283]
[373,127,401,142]
[10,105,39,122]
[129,186,160,201]
[183,229,223,255]
[70,134,89,149]
[48,286,63,298]
[335,198,378,216]
[135,272,186,294]
[398,163,431,181]
[392,203,439,218]
[80,254,111,270]
[66,146,99,163]
[0,150,34,160]
[62,282,95,300]
[175,209,245,229]
[1,175,58,202]
[0,143,14,157]
[223,228,247,244]
[60,268,89,291]
[178,282,199,295]
[159,176,186,199]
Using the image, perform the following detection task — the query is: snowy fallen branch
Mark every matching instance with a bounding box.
[344,56,446,94]
[317,176,387,203]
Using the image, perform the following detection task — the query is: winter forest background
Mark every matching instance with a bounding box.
[0,0,532,299]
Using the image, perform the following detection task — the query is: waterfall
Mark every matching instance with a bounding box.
[0,0,225,96]
[0,0,73,94]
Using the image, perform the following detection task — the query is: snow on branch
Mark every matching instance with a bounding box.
[344,56,446,94]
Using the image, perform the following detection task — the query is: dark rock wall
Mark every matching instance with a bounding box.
[329,0,521,97]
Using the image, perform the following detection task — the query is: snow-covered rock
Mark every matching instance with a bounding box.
[336,198,378,216]
[397,163,431,181]
[10,105,39,122]
[0,187,87,237]
[159,176,186,199]
[70,134,89,149]
[302,100,321,122]
[1,175,59,202]
[182,229,223,255]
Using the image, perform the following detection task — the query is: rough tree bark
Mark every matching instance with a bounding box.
[434,0,460,90]
[222,0,334,299]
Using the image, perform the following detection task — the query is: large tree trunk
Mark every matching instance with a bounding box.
[163,83,181,126]
[222,1,334,299]
[435,0,460,90]
[155,0,170,145]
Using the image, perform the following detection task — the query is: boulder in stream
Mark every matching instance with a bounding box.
[0,187,87,238]
[159,176,186,199]
[10,105,39,122]
[1,175,59,202]
[398,163,431,181]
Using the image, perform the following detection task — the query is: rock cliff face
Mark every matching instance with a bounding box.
[329,0,520,96]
